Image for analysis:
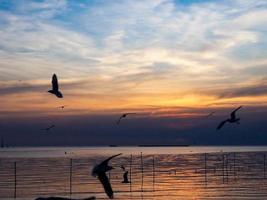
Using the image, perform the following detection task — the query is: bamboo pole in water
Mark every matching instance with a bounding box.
[70,159,73,197]
[14,161,17,199]
[264,154,266,179]
[204,153,207,185]
[225,154,228,182]
[233,152,236,181]
[222,154,225,183]
[152,155,155,192]
[140,152,144,192]
[130,154,133,193]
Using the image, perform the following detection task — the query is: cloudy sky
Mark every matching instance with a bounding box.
[0,0,267,146]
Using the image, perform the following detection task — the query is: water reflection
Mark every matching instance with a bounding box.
[0,148,267,199]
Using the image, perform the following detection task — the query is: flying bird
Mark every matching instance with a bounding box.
[92,153,122,199]
[206,111,215,117]
[217,106,242,130]
[117,113,136,124]
[58,105,66,109]
[42,125,55,131]
[48,74,63,98]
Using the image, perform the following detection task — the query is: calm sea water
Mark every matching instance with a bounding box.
[1,146,267,200]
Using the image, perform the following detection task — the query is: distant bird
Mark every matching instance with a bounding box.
[58,105,66,109]
[48,74,63,98]
[42,125,55,131]
[35,197,95,200]
[206,111,215,117]
[92,153,122,199]
[117,113,136,124]
[120,165,130,183]
[217,106,242,130]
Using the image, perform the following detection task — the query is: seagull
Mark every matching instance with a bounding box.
[92,153,122,199]
[117,113,136,124]
[48,74,63,98]
[58,105,66,109]
[217,106,242,130]
[42,125,55,131]
[206,111,215,117]
[120,165,130,183]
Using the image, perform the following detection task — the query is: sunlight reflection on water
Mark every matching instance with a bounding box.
[1,146,267,199]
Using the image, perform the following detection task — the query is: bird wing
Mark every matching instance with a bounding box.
[116,116,123,124]
[52,74,59,91]
[100,153,122,166]
[97,172,113,199]
[125,113,136,116]
[231,106,242,119]
[217,120,228,130]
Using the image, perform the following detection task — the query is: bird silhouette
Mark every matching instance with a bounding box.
[117,113,136,124]
[48,74,63,98]
[92,153,122,199]
[217,106,242,130]
[206,111,215,117]
[58,105,66,109]
[120,165,130,183]
[42,125,55,131]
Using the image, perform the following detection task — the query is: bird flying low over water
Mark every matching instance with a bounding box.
[42,125,55,131]
[92,153,122,199]
[48,74,63,98]
[58,105,66,109]
[117,113,136,125]
[217,106,242,130]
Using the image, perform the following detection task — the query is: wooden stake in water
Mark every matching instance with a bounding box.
[14,161,17,199]
[152,155,155,192]
[222,154,225,183]
[204,153,207,185]
[70,159,73,197]
[264,154,266,179]
[130,154,133,193]
[225,154,229,182]
[141,152,144,192]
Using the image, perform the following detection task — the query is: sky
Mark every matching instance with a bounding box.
[0,0,267,146]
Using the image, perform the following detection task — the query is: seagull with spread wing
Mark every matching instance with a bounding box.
[48,74,63,98]
[217,106,242,130]
[92,153,122,199]
[206,111,215,118]
[42,125,55,131]
[117,113,136,125]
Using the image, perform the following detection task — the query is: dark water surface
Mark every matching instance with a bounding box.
[1,146,267,200]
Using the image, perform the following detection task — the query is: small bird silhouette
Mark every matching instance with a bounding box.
[58,105,66,109]
[42,125,55,131]
[92,153,122,199]
[117,113,136,124]
[48,74,63,98]
[120,165,130,183]
[217,106,242,130]
[206,111,215,117]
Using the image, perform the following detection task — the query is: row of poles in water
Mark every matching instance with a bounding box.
[10,153,267,198]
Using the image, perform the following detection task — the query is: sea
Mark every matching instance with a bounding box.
[1,146,267,200]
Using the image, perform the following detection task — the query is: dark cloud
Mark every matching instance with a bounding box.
[216,84,267,98]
